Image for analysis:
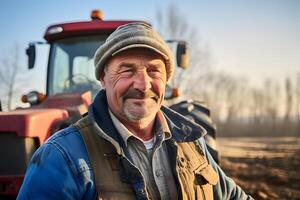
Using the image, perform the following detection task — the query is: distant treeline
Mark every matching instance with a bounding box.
[179,70,300,137]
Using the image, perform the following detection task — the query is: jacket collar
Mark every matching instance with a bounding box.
[88,90,127,152]
[161,106,206,142]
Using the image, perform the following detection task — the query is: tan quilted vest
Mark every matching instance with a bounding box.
[74,116,218,200]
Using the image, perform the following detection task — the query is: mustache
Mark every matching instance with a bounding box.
[122,88,159,101]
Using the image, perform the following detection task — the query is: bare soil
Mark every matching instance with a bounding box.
[218,137,300,200]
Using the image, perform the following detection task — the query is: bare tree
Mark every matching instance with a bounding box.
[294,72,300,133]
[154,3,212,99]
[249,88,264,125]
[0,44,23,111]
[284,77,293,123]
[223,76,249,123]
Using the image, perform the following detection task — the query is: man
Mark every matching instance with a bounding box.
[17,23,253,199]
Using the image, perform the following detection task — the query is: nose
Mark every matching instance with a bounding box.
[133,70,152,91]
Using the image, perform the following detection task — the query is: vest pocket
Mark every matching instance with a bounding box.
[194,164,218,185]
[177,162,218,200]
[176,141,219,199]
[194,164,218,200]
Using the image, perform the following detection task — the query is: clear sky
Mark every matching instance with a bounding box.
[0,0,299,101]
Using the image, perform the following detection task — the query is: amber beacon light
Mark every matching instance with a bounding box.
[91,10,104,20]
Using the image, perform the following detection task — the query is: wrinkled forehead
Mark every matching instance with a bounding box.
[104,47,166,71]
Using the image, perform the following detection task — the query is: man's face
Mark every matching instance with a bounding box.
[100,48,167,124]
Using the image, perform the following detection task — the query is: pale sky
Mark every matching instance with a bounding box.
[0,0,299,107]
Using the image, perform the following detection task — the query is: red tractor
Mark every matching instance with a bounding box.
[0,10,217,198]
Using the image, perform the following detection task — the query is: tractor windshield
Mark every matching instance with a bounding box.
[47,36,106,97]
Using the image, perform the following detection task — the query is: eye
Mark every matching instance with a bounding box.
[118,68,134,77]
[122,69,132,73]
[149,68,159,72]
[148,68,161,77]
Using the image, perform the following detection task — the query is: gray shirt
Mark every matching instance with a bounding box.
[109,110,178,200]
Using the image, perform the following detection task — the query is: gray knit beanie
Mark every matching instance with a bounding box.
[94,22,174,81]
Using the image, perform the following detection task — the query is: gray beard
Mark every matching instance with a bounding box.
[122,99,156,122]
[123,105,148,121]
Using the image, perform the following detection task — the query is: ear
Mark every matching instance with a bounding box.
[99,71,106,89]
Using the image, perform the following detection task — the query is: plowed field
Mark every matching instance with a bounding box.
[219,137,300,200]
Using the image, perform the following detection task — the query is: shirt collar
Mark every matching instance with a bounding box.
[109,109,171,146]
[156,110,171,139]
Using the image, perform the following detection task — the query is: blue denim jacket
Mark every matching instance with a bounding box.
[17,91,253,200]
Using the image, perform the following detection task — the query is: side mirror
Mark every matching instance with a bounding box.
[176,41,189,69]
[26,44,36,69]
